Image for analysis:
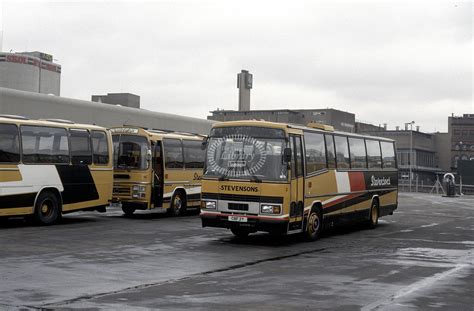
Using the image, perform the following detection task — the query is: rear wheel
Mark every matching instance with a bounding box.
[168,192,186,216]
[367,199,379,229]
[34,191,61,225]
[122,206,136,217]
[304,209,322,241]
[231,228,250,239]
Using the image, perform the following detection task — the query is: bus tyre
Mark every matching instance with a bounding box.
[305,209,322,241]
[169,192,186,217]
[367,199,379,229]
[122,206,136,217]
[231,228,249,239]
[34,191,61,225]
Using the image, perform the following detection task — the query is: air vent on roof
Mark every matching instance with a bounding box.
[44,119,75,124]
[0,114,29,120]
[307,122,334,131]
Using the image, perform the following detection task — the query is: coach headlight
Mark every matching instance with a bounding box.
[201,200,216,209]
[132,185,147,199]
[260,204,281,214]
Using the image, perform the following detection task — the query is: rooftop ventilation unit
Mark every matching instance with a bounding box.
[0,114,29,120]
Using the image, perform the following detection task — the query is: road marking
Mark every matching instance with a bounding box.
[361,263,470,311]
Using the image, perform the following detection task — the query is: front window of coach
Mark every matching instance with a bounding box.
[112,134,150,170]
[203,126,288,182]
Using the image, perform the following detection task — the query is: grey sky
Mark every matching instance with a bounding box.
[1,0,472,132]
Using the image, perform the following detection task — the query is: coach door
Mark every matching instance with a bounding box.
[152,141,164,207]
[289,134,305,231]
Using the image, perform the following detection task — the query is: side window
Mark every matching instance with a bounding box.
[91,131,109,165]
[0,123,20,163]
[69,129,92,165]
[381,141,397,168]
[304,131,326,174]
[325,134,336,169]
[349,137,367,169]
[183,140,205,169]
[21,126,69,164]
[163,139,184,169]
[334,136,350,169]
[366,139,382,168]
[294,136,304,177]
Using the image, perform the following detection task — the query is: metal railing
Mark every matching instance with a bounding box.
[399,178,474,195]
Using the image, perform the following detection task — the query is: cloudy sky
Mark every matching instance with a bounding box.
[1,0,472,132]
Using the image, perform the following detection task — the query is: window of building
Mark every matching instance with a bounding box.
[69,129,92,165]
[325,134,336,169]
[453,129,461,135]
[21,126,69,164]
[334,136,350,169]
[0,123,20,163]
[92,131,109,165]
[366,139,382,168]
[304,132,327,174]
[183,140,205,168]
[349,138,367,169]
[462,130,469,136]
[163,139,183,169]
[381,141,396,168]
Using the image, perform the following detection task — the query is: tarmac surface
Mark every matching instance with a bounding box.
[0,193,473,310]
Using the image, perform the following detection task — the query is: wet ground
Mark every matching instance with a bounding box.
[0,193,473,310]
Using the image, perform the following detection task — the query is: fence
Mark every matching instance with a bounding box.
[399,177,474,195]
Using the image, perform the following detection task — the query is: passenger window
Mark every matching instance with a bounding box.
[92,131,109,165]
[0,123,20,163]
[163,139,184,169]
[334,136,350,169]
[381,141,396,168]
[325,134,336,169]
[183,140,205,168]
[366,140,382,168]
[349,138,367,169]
[304,132,326,174]
[69,129,92,165]
[21,126,69,164]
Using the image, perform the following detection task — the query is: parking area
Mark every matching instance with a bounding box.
[0,193,473,310]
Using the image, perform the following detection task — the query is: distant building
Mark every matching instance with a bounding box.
[91,93,140,109]
[208,108,355,132]
[0,51,61,95]
[449,114,474,169]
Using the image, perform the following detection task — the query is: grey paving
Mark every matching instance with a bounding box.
[0,193,472,310]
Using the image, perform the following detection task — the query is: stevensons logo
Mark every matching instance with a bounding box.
[370,176,391,187]
[207,134,267,178]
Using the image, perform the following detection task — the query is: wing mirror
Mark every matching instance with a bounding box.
[201,137,208,150]
[146,149,152,161]
[283,147,292,163]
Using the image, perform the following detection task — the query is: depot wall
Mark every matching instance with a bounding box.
[0,87,213,134]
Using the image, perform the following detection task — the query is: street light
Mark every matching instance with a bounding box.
[404,121,415,192]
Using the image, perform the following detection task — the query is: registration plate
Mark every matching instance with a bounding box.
[110,202,122,208]
[228,215,248,222]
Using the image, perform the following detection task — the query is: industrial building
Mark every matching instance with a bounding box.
[0,51,61,95]
[208,108,355,133]
[0,87,213,134]
[91,93,140,109]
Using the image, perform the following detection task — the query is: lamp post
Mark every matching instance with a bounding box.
[405,121,415,192]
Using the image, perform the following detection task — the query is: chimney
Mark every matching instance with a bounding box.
[404,124,408,130]
[416,126,420,132]
[383,123,387,130]
[396,126,400,131]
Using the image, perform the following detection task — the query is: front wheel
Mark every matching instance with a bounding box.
[304,209,322,241]
[168,192,186,216]
[34,191,61,225]
[122,206,136,217]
